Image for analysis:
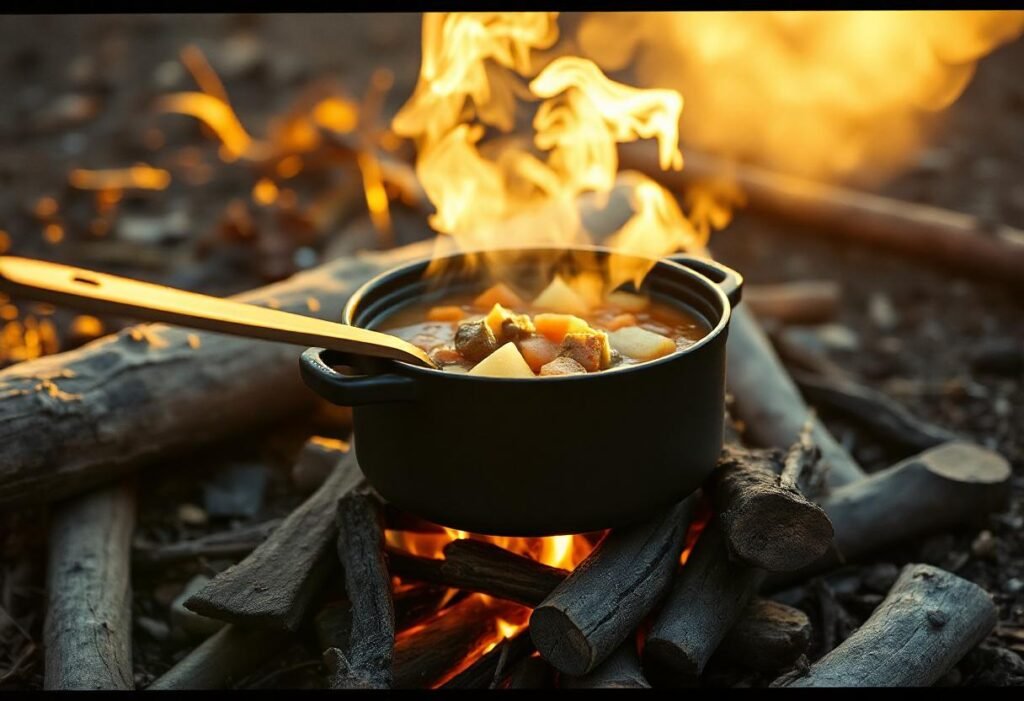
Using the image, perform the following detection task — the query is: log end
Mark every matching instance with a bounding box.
[723,493,835,572]
[529,606,594,677]
[641,637,700,687]
[921,442,1011,485]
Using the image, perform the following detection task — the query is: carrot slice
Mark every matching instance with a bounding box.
[473,283,525,310]
[534,313,592,344]
[427,305,466,322]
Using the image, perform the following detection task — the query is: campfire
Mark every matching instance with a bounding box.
[1,11,1023,691]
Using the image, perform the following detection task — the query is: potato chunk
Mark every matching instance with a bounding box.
[608,326,677,361]
[540,357,587,376]
[559,331,612,372]
[532,275,589,315]
[473,283,525,310]
[606,290,650,313]
[484,303,535,342]
[454,320,498,363]
[534,313,592,344]
[468,342,535,378]
[517,336,559,373]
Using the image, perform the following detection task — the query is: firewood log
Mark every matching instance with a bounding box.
[185,450,364,630]
[743,280,840,325]
[0,235,434,507]
[714,598,812,673]
[531,497,696,676]
[704,445,833,571]
[133,518,282,568]
[779,564,997,687]
[561,641,650,689]
[44,481,136,690]
[146,625,281,690]
[331,490,394,689]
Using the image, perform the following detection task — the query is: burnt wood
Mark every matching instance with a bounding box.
[133,518,282,568]
[0,238,433,506]
[562,641,650,689]
[146,625,282,690]
[705,446,833,572]
[441,631,534,689]
[44,481,136,690]
[531,497,696,676]
[386,540,569,608]
[773,441,1012,587]
[331,490,394,689]
[780,564,997,687]
[724,305,865,488]
[506,656,554,688]
[185,451,364,630]
[642,522,766,686]
[716,598,812,673]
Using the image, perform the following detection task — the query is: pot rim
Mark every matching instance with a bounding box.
[343,245,734,382]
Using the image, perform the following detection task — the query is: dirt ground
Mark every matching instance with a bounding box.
[0,13,1021,689]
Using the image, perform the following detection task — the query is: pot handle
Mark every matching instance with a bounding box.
[300,347,419,405]
[667,254,743,308]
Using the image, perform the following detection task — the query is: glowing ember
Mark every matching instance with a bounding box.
[68,166,172,191]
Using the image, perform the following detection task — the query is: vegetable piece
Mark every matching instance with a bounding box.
[606,290,650,312]
[484,304,535,342]
[454,320,499,363]
[473,283,525,310]
[605,313,637,331]
[534,313,592,344]
[532,275,589,315]
[540,357,588,376]
[517,336,560,373]
[427,306,466,322]
[468,342,535,378]
[608,326,677,361]
[559,331,612,373]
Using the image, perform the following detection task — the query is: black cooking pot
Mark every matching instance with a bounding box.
[300,247,742,536]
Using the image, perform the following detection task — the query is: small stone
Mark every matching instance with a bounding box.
[203,462,268,519]
[171,575,225,639]
[861,563,900,594]
[867,292,898,331]
[1006,578,1024,594]
[218,33,265,78]
[177,503,208,527]
[136,615,170,641]
[35,94,101,133]
[971,530,998,560]
[153,60,185,89]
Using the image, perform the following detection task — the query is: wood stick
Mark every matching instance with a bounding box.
[780,564,997,687]
[771,441,1012,587]
[715,598,812,673]
[531,497,696,676]
[562,641,650,689]
[705,445,833,572]
[0,236,434,507]
[642,521,766,686]
[331,491,393,689]
[743,280,840,325]
[185,451,364,630]
[620,143,1024,288]
[386,541,568,608]
[392,596,522,689]
[441,631,534,689]
[725,305,865,489]
[146,625,282,690]
[789,367,961,452]
[44,480,136,690]
[133,518,282,568]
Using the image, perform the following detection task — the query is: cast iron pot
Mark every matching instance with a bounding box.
[300,247,742,536]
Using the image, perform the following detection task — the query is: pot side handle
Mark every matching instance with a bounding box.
[300,347,419,405]
[666,254,743,308]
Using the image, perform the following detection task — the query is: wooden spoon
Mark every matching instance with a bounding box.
[0,256,436,368]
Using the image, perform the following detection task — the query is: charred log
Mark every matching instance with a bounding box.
[441,631,534,689]
[133,518,282,569]
[715,598,812,673]
[562,641,650,689]
[146,625,282,690]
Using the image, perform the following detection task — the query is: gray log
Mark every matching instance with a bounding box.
[726,305,865,488]
[531,497,696,676]
[331,491,393,689]
[146,624,282,690]
[715,598,812,673]
[133,518,282,568]
[185,450,364,630]
[743,280,840,325]
[0,238,432,506]
[44,480,136,690]
[562,641,650,689]
[782,564,997,687]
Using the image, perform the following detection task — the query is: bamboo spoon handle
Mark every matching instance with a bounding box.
[0,256,436,368]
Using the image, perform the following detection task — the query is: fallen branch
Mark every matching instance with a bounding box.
[331,491,393,689]
[780,564,997,687]
[44,481,135,690]
[704,445,833,572]
[185,450,364,630]
[530,497,697,676]
[146,625,282,690]
[715,598,812,673]
[743,280,840,325]
[562,641,650,689]
[0,235,434,506]
[621,143,1024,288]
[133,518,282,568]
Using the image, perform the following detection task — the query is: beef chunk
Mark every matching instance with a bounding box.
[540,356,588,376]
[454,320,499,363]
[558,331,612,372]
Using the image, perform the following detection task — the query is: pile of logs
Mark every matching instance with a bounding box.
[0,235,1012,689]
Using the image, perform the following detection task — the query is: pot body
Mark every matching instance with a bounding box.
[301,247,742,536]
